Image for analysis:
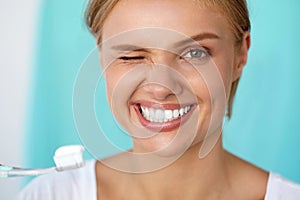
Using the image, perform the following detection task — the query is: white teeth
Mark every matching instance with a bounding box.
[149,108,155,122]
[144,108,149,119]
[173,109,179,119]
[155,109,164,122]
[185,106,191,113]
[140,105,192,123]
[165,110,173,120]
[179,108,184,116]
[141,106,145,113]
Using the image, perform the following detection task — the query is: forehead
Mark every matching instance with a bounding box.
[102,0,232,41]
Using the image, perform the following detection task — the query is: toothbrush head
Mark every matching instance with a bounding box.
[53,145,85,171]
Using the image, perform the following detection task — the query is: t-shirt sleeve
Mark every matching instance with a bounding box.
[265,173,300,200]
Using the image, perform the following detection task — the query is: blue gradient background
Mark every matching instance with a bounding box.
[25,0,300,183]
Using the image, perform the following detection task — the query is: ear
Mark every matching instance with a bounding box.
[232,32,251,81]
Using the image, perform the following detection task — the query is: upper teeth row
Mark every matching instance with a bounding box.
[140,105,191,123]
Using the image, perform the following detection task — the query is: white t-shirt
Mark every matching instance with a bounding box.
[265,173,300,199]
[17,160,97,200]
[17,160,300,200]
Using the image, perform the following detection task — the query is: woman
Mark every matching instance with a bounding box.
[18,0,300,199]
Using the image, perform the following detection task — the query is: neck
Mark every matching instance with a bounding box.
[132,137,231,199]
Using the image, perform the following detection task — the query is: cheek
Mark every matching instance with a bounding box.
[189,75,210,102]
[213,56,236,99]
[181,61,229,104]
[104,65,145,108]
[104,68,122,106]
[220,66,234,96]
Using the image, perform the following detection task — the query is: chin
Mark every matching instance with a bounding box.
[133,127,198,157]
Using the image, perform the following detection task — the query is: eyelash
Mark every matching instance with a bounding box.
[119,56,145,61]
[181,48,211,60]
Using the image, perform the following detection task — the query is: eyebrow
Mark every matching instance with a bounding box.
[110,44,149,52]
[174,32,220,47]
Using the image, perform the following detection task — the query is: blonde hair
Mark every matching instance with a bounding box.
[85,0,251,118]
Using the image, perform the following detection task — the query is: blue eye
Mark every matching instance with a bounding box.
[182,49,208,60]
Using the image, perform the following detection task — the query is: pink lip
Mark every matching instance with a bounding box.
[133,101,196,132]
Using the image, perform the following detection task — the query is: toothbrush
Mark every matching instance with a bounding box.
[0,145,85,178]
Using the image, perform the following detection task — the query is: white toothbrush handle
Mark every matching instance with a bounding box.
[0,167,56,178]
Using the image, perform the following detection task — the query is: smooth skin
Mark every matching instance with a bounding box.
[95,0,268,199]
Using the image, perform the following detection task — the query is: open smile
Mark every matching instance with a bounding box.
[133,102,196,132]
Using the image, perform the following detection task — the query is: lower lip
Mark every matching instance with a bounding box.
[133,105,195,132]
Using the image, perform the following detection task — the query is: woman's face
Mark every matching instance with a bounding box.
[100,0,248,155]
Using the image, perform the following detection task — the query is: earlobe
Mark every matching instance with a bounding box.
[233,32,251,81]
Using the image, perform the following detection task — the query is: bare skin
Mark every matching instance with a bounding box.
[96,141,268,200]
[95,0,269,199]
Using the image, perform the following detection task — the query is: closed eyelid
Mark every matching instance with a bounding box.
[119,56,145,60]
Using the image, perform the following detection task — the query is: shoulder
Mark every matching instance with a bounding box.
[17,160,97,200]
[265,172,300,200]
[224,152,269,199]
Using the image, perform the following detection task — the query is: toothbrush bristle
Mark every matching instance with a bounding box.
[53,145,85,171]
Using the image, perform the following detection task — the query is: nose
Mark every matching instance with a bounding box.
[143,63,183,100]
